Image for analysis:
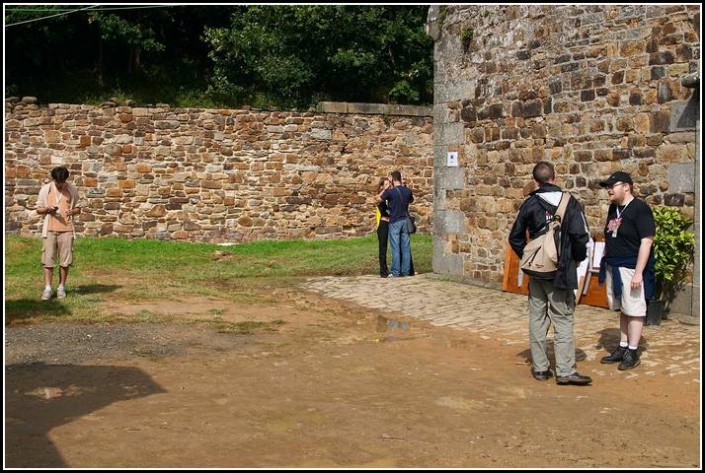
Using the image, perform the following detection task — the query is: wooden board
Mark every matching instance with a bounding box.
[580,273,609,308]
[575,239,592,303]
[580,238,609,308]
[503,238,608,308]
[502,242,530,296]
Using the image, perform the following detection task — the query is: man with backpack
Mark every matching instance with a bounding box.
[509,161,592,385]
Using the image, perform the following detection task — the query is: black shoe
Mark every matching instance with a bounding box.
[556,372,593,386]
[618,349,640,371]
[532,369,553,381]
[601,346,627,364]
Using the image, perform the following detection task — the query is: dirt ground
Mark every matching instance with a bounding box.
[4,283,701,468]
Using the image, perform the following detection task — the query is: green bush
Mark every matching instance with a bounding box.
[652,205,695,301]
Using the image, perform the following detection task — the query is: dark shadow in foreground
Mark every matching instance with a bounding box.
[5,362,165,468]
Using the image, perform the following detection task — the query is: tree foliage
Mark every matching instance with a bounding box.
[5,5,433,108]
[205,5,433,108]
[5,5,233,105]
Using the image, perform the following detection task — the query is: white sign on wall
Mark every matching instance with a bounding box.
[447,151,458,167]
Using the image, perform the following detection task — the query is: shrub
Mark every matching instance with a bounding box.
[652,205,695,302]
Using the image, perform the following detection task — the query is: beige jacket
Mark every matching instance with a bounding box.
[37,181,80,238]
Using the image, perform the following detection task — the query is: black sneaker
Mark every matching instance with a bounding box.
[600,346,627,364]
[618,349,640,371]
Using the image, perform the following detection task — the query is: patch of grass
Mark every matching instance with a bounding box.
[5,299,72,325]
[4,234,432,325]
[210,320,271,335]
[462,26,474,53]
[135,309,162,323]
[131,348,167,362]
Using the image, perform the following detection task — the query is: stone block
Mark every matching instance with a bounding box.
[670,99,698,130]
[669,163,695,193]
[432,237,464,275]
[440,167,465,191]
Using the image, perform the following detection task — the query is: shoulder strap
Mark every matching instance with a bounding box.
[394,186,411,217]
[532,192,570,235]
[555,192,571,220]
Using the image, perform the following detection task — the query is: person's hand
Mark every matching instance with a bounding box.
[631,273,644,290]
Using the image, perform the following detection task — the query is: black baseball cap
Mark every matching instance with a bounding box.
[599,171,633,187]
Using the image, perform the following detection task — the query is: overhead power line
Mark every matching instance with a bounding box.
[6,4,182,13]
[4,4,185,27]
[5,5,100,27]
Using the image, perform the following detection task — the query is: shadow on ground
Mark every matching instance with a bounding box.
[5,362,165,468]
[5,285,121,324]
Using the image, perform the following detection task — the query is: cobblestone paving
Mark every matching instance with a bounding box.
[301,274,701,381]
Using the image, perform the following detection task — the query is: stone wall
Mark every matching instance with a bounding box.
[427,4,700,305]
[5,100,433,242]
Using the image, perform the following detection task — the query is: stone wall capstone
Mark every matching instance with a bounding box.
[5,100,433,243]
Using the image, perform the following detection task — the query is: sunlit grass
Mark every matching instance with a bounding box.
[4,234,432,328]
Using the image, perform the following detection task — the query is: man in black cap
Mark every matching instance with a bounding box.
[597,171,655,370]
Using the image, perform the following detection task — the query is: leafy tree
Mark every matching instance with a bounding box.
[204,5,433,108]
[5,5,232,105]
[5,5,433,108]
[5,5,90,97]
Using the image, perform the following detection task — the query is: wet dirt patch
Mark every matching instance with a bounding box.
[4,290,701,468]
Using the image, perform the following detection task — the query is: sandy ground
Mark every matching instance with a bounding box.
[4,278,701,468]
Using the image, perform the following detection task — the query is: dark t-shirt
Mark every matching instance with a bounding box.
[377,200,390,219]
[381,185,413,224]
[604,198,655,258]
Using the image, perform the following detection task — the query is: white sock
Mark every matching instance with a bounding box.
[45,285,52,291]
[628,345,638,351]
[58,284,65,291]
[619,342,628,348]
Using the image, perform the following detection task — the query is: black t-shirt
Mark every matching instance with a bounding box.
[604,198,655,258]
[377,200,390,219]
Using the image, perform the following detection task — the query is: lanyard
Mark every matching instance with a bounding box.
[615,197,633,219]
[611,197,633,238]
